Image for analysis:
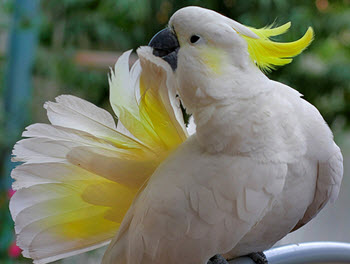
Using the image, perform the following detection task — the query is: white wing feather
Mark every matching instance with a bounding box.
[102,135,287,264]
[293,144,343,230]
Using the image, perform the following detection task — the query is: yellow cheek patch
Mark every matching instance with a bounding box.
[200,47,225,75]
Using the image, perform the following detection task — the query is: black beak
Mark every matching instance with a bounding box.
[148,28,179,71]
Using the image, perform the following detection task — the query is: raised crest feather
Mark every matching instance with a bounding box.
[241,22,314,72]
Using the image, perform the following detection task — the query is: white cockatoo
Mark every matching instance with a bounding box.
[10,6,343,264]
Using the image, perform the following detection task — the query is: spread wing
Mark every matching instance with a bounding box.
[292,144,343,231]
[102,136,288,264]
[9,49,189,264]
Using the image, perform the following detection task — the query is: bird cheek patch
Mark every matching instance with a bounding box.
[199,46,225,75]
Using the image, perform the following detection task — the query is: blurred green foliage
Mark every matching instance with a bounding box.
[34,0,350,126]
[0,0,349,262]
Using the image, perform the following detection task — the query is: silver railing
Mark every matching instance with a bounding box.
[229,242,350,264]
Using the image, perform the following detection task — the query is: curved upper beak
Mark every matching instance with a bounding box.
[148,28,179,71]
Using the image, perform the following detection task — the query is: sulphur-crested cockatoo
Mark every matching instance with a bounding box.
[10,6,342,264]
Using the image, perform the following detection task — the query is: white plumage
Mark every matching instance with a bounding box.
[102,6,343,264]
[102,68,343,264]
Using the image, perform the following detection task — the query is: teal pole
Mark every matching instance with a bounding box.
[2,0,40,190]
[0,0,40,255]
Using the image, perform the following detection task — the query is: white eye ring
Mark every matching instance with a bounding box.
[190,35,200,44]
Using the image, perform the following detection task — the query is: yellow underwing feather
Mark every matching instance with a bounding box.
[241,22,314,71]
[10,49,189,263]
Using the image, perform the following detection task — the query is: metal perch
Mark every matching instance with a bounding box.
[229,242,350,264]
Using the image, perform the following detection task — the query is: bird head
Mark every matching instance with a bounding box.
[149,6,314,111]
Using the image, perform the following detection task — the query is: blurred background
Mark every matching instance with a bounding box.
[0,0,349,263]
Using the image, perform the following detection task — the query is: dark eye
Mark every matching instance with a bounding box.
[190,35,200,44]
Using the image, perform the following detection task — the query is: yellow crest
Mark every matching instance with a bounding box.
[241,22,314,72]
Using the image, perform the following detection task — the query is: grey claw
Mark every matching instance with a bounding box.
[207,254,229,264]
[247,251,268,264]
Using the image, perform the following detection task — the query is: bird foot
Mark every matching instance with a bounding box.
[207,254,229,264]
[247,251,268,264]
